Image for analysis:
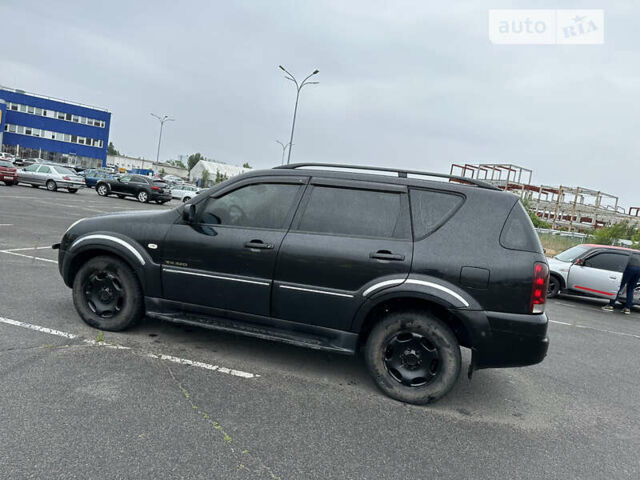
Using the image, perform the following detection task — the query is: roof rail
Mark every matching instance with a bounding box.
[274,163,500,190]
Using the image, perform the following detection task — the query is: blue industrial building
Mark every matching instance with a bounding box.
[0,86,111,168]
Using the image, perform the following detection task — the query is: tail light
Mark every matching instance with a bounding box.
[62,176,71,180]
[151,186,160,191]
[530,262,549,314]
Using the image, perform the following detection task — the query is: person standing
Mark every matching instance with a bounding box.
[602,250,640,314]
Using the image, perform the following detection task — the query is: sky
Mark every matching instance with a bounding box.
[1,0,638,208]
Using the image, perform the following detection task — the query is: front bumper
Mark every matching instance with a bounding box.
[473,311,549,369]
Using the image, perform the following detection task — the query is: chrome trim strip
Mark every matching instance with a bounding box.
[405,279,470,307]
[280,285,354,298]
[71,234,145,265]
[164,268,270,286]
[362,279,405,297]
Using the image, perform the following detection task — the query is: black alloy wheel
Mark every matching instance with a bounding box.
[383,331,440,387]
[83,271,124,318]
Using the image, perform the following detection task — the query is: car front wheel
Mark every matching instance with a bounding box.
[97,184,109,196]
[137,191,149,203]
[46,180,57,191]
[365,310,461,405]
[547,275,561,298]
[72,256,144,331]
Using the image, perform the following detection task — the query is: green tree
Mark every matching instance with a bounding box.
[107,142,120,156]
[160,168,166,175]
[188,153,203,172]
[590,221,635,246]
[242,162,252,169]
[214,170,229,184]
[201,168,210,187]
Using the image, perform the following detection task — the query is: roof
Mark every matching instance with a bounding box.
[583,244,640,253]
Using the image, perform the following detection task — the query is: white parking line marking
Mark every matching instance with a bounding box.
[3,246,53,252]
[0,317,78,339]
[549,319,640,340]
[0,224,13,226]
[0,316,260,378]
[0,250,57,264]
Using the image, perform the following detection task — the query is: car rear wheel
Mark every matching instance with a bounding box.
[365,310,461,405]
[183,196,191,202]
[72,256,144,331]
[97,184,109,196]
[547,275,561,298]
[3,181,14,186]
[137,191,148,203]
[46,180,57,191]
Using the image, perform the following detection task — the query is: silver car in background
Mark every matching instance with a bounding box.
[18,163,85,193]
[170,184,203,202]
[547,244,640,306]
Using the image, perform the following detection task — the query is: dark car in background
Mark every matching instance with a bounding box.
[55,163,549,405]
[95,174,171,203]
[83,169,114,188]
[0,160,18,185]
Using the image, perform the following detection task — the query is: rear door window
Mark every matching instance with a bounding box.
[296,186,410,239]
[410,189,463,238]
[584,253,629,272]
[38,166,51,173]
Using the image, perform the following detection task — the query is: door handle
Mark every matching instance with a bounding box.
[609,276,618,280]
[245,240,273,250]
[370,250,405,261]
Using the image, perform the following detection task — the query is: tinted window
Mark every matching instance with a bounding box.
[132,175,148,183]
[297,186,410,239]
[584,253,628,272]
[24,164,39,172]
[38,166,51,173]
[200,183,301,229]
[410,189,463,238]
[119,175,132,182]
[500,201,543,253]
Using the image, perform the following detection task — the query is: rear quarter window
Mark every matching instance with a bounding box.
[500,200,543,253]
[409,189,464,239]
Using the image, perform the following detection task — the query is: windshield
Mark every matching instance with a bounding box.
[555,245,591,262]
[0,160,13,168]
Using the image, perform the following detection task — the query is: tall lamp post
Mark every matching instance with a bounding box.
[150,113,175,167]
[276,140,291,165]
[279,65,319,165]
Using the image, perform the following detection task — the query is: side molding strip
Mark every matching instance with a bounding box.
[71,234,146,265]
[164,268,270,286]
[362,279,405,297]
[405,279,470,307]
[280,284,354,298]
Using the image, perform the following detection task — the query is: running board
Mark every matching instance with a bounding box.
[146,309,357,355]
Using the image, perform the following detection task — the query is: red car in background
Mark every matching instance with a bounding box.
[0,160,18,186]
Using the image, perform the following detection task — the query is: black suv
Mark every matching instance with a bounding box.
[95,174,171,204]
[54,164,549,404]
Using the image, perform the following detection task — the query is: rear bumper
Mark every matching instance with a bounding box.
[150,192,171,201]
[473,311,549,369]
[58,182,85,189]
[0,174,18,182]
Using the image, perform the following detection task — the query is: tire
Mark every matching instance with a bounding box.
[183,196,191,203]
[365,310,461,405]
[72,255,144,331]
[97,184,109,196]
[137,190,149,203]
[68,188,78,194]
[46,180,57,191]
[3,181,14,186]
[547,275,561,298]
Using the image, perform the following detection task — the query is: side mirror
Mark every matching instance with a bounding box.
[182,204,196,223]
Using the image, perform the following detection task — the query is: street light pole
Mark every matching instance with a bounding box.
[279,66,319,165]
[150,113,175,167]
[276,140,291,165]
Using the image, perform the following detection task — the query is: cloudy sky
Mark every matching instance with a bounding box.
[1,1,638,207]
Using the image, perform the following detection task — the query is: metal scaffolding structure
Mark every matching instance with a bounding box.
[450,163,639,232]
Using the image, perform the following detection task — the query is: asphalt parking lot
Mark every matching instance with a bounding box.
[1,184,639,480]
